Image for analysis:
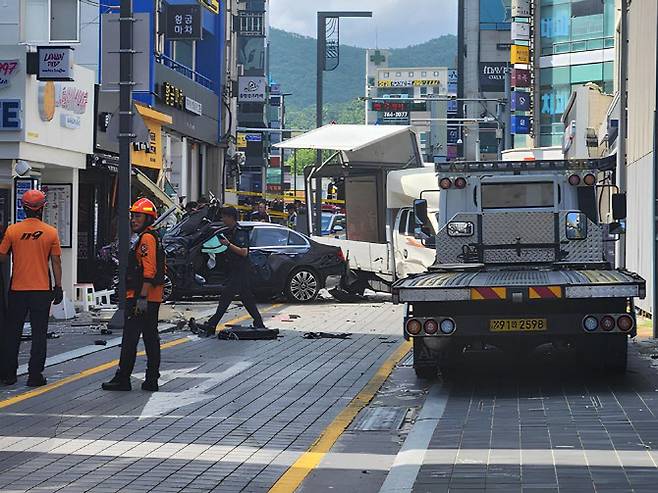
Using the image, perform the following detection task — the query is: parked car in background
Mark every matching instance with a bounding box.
[321,212,346,237]
[162,211,346,303]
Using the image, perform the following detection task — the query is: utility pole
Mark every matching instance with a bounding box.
[116,0,134,324]
[315,11,372,235]
[619,0,628,271]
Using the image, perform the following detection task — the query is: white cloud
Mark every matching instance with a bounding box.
[268,0,457,48]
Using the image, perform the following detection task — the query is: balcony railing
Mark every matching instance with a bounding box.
[155,54,214,90]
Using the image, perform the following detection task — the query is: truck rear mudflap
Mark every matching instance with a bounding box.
[392,268,646,303]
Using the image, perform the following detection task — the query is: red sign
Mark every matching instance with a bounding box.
[512,68,531,88]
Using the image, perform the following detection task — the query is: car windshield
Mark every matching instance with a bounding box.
[481,182,554,209]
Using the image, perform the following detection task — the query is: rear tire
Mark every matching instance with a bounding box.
[286,268,321,303]
[603,335,628,374]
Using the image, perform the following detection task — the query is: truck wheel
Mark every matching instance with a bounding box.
[414,366,437,379]
[604,335,628,374]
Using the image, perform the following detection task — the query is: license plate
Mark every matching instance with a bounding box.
[489,318,547,332]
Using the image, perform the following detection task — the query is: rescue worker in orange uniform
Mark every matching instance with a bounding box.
[0,189,63,387]
[102,198,165,392]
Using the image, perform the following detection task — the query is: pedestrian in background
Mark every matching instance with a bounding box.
[102,198,166,392]
[294,199,309,235]
[202,206,265,337]
[250,201,271,223]
[286,203,298,230]
[0,190,63,387]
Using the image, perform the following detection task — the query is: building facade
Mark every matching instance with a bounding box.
[0,3,96,298]
[235,0,270,194]
[458,0,512,161]
[459,0,617,154]
[365,50,452,162]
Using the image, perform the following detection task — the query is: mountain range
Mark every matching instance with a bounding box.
[269,28,458,113]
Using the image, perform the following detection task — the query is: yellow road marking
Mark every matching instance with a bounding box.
[0,304,282,410]
[268,340,412,493]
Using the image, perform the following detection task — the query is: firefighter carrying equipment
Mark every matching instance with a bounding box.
[130,198,158,218]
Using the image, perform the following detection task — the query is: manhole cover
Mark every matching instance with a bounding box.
[352,407,408,431]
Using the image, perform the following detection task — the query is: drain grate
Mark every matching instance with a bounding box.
[352,406,409,431]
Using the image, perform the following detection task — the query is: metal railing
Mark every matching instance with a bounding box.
[155,54,214,90]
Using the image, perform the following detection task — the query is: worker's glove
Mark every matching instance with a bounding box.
[52,286,63,305]
[135,297,148,316]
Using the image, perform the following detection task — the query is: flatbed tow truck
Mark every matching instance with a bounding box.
[392,155,645,376]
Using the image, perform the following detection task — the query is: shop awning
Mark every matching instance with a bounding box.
[133,167,179,211]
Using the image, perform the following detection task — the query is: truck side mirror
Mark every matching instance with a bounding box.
[612,193,627,220]
[413,199,432,240]
[566,212,588,240]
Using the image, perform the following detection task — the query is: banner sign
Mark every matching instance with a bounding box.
[512,0,531,17]
[447,126,460,144]
[479,62,507,92]
[511,45,530,65]
[511,68,531,87]
[0,60,19,90]
[511,22,530,41]
[377,79,442,88]
[42,183,72,248]
[511,91,531,112]
[0,99,21,131]
[238,76,267,102]
[37,46,73,81]
[166,4,202,40]
[511,115,531,134]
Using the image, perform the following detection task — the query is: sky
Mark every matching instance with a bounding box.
[268,0,458,49]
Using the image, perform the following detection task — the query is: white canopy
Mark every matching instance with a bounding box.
[274,124,422,168]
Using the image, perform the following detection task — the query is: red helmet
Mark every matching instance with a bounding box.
[22,189,47,211]
[130,198,157,218]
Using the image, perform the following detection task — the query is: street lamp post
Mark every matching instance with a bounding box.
[315,11,372,235]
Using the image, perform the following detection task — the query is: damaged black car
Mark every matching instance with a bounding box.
[161,205,346,303]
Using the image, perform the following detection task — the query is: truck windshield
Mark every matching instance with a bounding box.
[481,182,554,209]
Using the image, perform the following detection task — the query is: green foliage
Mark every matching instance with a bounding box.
[270,28,458,110]
[285,99,366,131]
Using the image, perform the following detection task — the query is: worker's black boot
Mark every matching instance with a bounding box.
[26,374,47,387]
[102,375,131,391]
[141,380,159,392]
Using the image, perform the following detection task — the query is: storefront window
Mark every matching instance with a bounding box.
[540,0,614,56]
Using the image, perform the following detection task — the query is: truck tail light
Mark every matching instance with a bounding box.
[439,318,456,334]
[336,249,345,262]
[439,178,452,190]
[454,177,467,189]
[583,315,598,332]
[600,315,615,331]
[568,174,581,186]
[583,173,596,186]
[406,319,422,335]
[617,315,634,332]
[423,319,438,334]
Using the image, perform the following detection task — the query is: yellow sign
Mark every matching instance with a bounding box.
[377,79,442,88]
[199,0,219,14]
[132,104,173,170]
[511,45,530,65]
[237,132,247,149]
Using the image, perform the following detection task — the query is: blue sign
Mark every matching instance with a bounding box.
[511,115,531,135]
[0,99,22,131]
[14,179,36,222]
[511,91,531,112]
[246,133,262,142]
[447,126,460,144]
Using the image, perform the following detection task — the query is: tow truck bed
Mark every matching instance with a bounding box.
[393,269,646,302]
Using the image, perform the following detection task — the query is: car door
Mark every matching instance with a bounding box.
[249,226,298,289]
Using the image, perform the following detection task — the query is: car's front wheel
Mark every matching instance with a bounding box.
[286,268,321,303]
